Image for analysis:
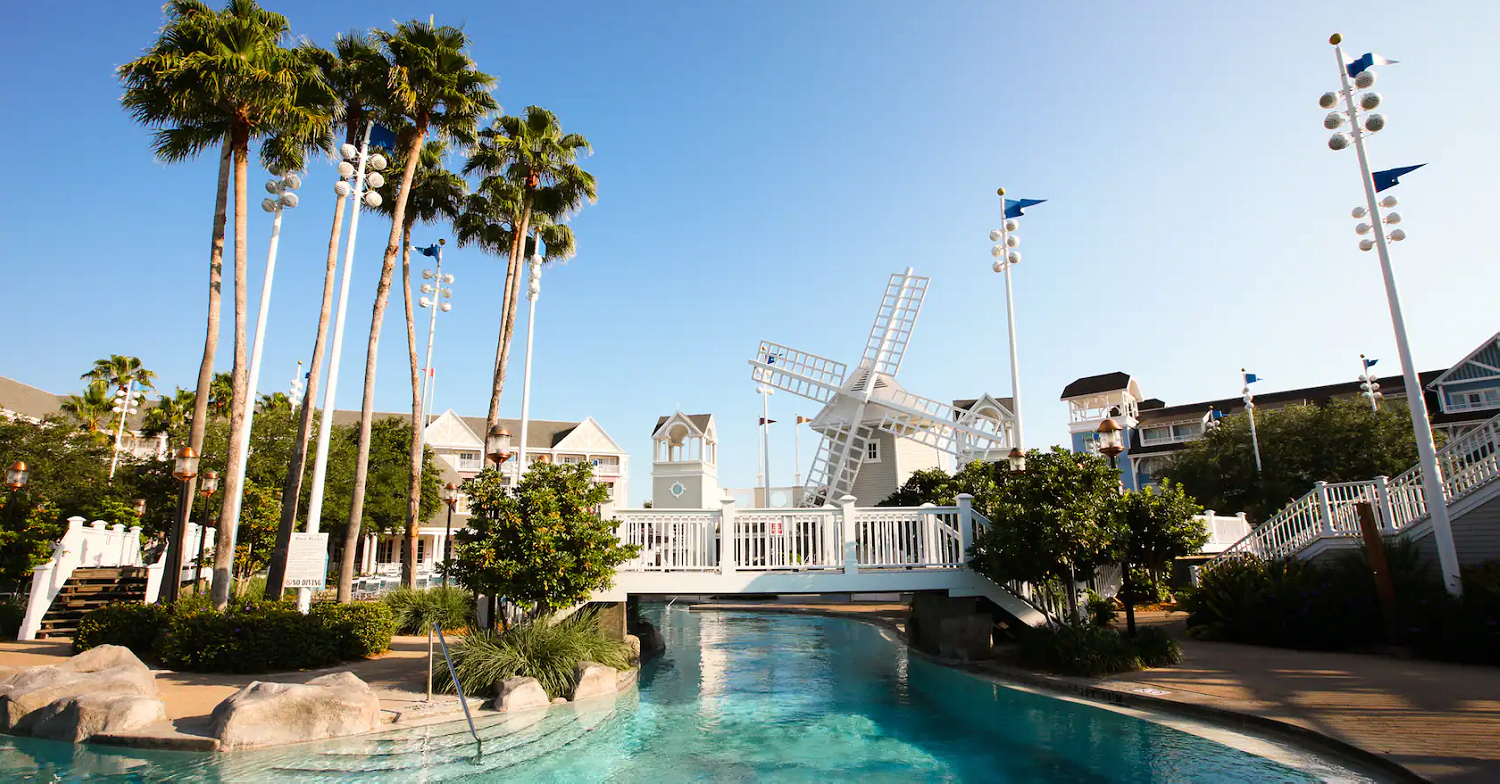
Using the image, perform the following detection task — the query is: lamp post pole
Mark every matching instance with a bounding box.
[194,470,218,592]
[164,447,199,603]
[417,241,452,432]
[1097,418,1132,636]
[108,382,142,481]
[440,483,458,588]
[301,123,386,613]
[1241,370,1263,474]
[517,244,544,472]
[1325,34,1461,595]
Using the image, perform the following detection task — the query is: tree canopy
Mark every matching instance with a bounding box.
[1159,398,1429,523]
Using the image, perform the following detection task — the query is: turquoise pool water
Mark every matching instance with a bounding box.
[0,607,1375,782]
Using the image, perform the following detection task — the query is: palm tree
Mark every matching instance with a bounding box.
[339,21,496,602]
[60,381,114,437]
[463,106,596,440]
[257,392,294,413]
[141,388,196,437]
[84,355,158,394]
[372,138,466,589]
[266,31,388,600]
[207,371,234,419]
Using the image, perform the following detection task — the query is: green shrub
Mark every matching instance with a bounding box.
[1018,624,1182,677]
[435,610,632,698]
[312,602,395,660]
[382,586,474,635]
[1085,591,1117,628]
[73,602,168,655]
[0,596,25,640]
[158,602,330,672]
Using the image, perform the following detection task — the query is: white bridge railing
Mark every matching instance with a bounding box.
[1216,410,1500,562]
[614,497,976,574]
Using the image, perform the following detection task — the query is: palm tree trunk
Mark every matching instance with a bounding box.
[339,129,426,602]
[264,188,348,599]
[400,217,422,590]
[165,143,231,604]
[484,219,522,436]
[484,196,534,438]
[211,127,252,610]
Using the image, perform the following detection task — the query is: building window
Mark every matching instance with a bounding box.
[416,539,426,563]
[376,539,394,564]
[455,494,471,515]
[457,451,481,471]
[559,454,586,465]
[1172,422,1203,440]
[865,441,881,462]
[1450,388,1500,412]
[1140,426,1172,445]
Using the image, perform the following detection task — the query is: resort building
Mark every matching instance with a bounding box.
[0,375,168,460]
[1060,330,1500,489]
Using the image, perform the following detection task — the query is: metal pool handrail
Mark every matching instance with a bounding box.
[434,622,480,750]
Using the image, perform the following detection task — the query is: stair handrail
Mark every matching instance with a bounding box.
[966,509,1065,624]
[433,621,480,751]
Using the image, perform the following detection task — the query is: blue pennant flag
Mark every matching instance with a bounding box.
[1362,357,1378,369]
[419,243,441,258]
[1344,52,1398,78]
[1243,372,1261,385]
[368,123,398,151]
[1004,198,1047,219]
[1372,164,1424,193]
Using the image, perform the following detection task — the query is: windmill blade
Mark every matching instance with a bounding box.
[799,420,873,507]
[748,341,847,404]
[861,270,929,377]
[872,388,1013,455]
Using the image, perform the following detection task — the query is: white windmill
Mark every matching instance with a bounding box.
[749,268,1016,507]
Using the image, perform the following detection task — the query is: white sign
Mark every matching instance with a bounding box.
[284,532,330,589]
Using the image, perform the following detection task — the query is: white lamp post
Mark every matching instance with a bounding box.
[289,360,305,410]
[417,240,454,436]
[1241,369,1263,474]
[108,382,144,481]
[219,169,301,578]
[516,236,553,473]
[989,188,1045,454]
[301,123,387,612]
[1322,34,1461,596]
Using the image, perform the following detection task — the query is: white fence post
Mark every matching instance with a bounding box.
[839,495,859,575]
[956,493,975,559]
[1202,509,1216,546]
[1373,475,1396,533]
[919,502,938,565]
[719,496,737,577]
[1314,481,1336,538]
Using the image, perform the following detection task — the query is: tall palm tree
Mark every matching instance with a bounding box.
[266,31,388,600]
[339,21,496,602]
[207,371,234,419]
[61,381,114,437]
[463,106,596,439]
[373,138,466,589]
[257,392,294,413]
[142,388,196,437]
[84,355,158,394]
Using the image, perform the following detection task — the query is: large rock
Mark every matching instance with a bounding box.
[210,671,381,751]
[569,661,618,702]
[0,645,157,734]
[492,676,549,713]
[28,694,167,742]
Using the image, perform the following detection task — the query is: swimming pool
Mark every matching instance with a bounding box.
[0,606,1377,781]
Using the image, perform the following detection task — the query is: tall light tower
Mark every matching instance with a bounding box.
[988,189,1045,453]
[1321,34,1461,596]
[417,240,454,432]
[1358,355,1383,412]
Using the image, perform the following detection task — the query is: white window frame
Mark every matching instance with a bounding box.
[865,440,882,463]
[457,451,481,471]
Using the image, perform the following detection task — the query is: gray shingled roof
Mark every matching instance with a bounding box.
[328,410,579,449]
[1060,372,1132,400]
[652,413,712,436]
[0,376,64,420]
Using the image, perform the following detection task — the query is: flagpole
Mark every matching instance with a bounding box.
[1330,35,1461,595]
[761,387,772,508]
[793,416,803,490]
[1241,369,1262,473]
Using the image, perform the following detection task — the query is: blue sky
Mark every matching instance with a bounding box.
[2,1,1497,504]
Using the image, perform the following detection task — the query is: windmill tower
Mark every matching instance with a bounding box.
[749,268,1016,507]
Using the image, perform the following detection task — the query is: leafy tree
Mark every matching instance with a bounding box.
[1160,398,1429,523]
[266,31,389,600]
[257,392,294,414]
[1114,480,1205,634]
[142,388,196,437]
[341,20,496,602]
[0,498,65,590]
[879,460,1008,513]
[450,463,639,623]
[464,106,595,440]
[59,382,114,437]
[315,418,442,545]
[968,449,1123,622]
[0,418,115,521]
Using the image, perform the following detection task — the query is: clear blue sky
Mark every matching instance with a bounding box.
[2,1,1497,504]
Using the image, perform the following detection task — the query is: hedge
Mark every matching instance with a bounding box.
[74,598,395,673]
[1017,625,1183,677]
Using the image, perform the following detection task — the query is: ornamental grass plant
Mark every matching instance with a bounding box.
[382,585,474,634]
[435,610,632,698]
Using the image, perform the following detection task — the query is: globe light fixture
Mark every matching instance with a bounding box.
[173,447,199,481]
[441,483,460,508]
[1095,418,1125,466]
[486,426,513,465]
[200,469,219,497]
[5,461,28,492]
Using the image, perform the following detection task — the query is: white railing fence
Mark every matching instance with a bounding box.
[1215,409,1500,563]
[734,510,842,570]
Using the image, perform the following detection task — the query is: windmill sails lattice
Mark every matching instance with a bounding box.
[749,268,1017,507]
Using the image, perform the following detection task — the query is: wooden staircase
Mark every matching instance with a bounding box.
[35,567,150,640]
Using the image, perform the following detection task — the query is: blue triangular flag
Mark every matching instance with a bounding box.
[1243,372,1260,385]
[1004,198,1047,219]
[369,123,398,151]
[419,243,441,258]
[1362,357,1378,369]
[1373,164,1424,193]
[1344,52,1398,79]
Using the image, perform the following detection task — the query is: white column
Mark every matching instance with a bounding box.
[956,493,975,558]
[517,254,542,469]
[718,495,737,576]
[1374,475,1396,534]
[839,495,859,575]
[1314,481,1336,538]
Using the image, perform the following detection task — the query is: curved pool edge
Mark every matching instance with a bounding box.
[688,604,1424,784]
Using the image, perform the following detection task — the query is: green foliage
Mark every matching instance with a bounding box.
[1161,398,1431,523]
[968,449,1122,592]
[1017,624,1182,677]
[0,597,26,640]
[0,498,65,587]
[73,602,168,656]
[1116,480,1204,606]
[1085,591,1117,628]
[450,463,639,620]
[313,417,443,539]
[1184,547,1499,664]
[434,611,631,698]
[383,586,475,634]
[310,602,397,660]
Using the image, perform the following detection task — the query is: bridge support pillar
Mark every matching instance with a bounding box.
[839,495,858,575]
